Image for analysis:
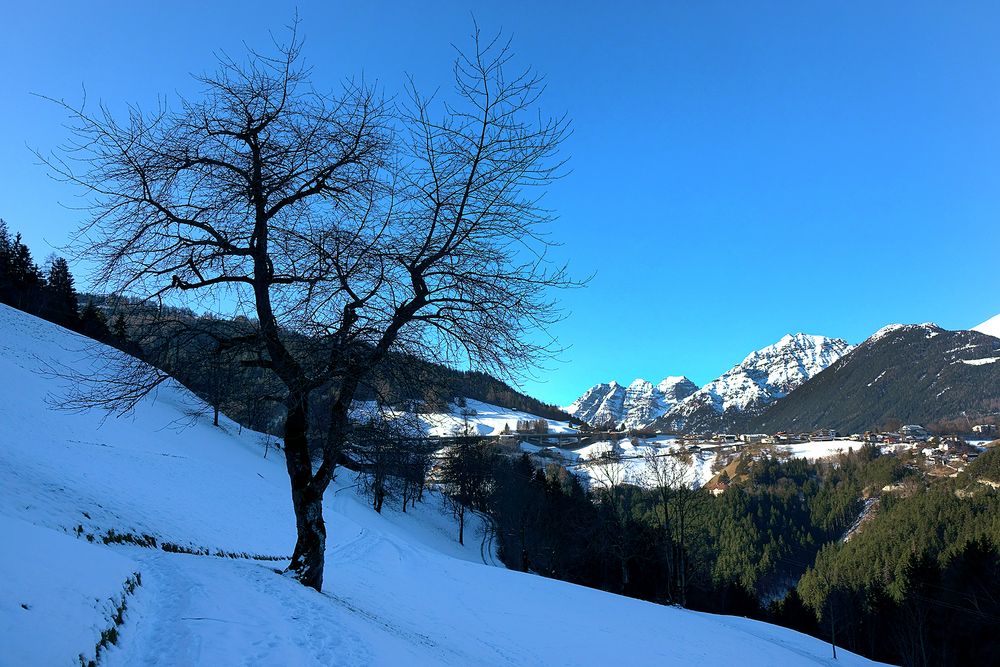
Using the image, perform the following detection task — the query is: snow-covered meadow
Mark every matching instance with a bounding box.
[528,436,869,491]
[0,304,886,665]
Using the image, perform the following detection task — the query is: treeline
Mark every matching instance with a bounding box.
[0,221,121,342]
[0,223,571,443]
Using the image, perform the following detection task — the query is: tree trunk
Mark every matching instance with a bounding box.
[288,488,326,591]
[282,390,326,591]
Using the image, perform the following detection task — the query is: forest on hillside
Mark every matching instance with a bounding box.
[0,222,571,435]
[430,439,1000,667]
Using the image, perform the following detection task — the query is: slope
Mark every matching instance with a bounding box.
[0,304,883,665]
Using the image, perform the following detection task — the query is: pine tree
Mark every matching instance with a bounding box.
[4,233,42,310]
[78,300,110,341]
[44,257,79,327]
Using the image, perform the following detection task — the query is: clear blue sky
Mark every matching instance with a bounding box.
[2,2,999,406]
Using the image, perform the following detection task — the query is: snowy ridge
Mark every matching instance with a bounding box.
[565,375,698,428]
[866,322,942,345]
[660,333,853,431]
[0,304,882,665]
[973,313,1000,340]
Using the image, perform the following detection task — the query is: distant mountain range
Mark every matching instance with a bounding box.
[652,333,853,433]
[748,322,1000,434]
[566,333,851,432]
[566,314,1000,435]
[565,377,698,429]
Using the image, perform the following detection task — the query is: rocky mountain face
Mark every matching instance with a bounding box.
[652,333,853,433]
[748,324,1000,434]
[565,376,698,429]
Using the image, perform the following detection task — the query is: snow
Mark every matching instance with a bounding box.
[565,376,697,429]
[959,356,999,366]
[867,322,941,344]
[664,333,852,427]
[560,437,863,492]
[0,513,139,667]
[567,332,851,433]
[866,370,886,387]
[416,398,576,437]
[0,304,884,666]
[782,439,858,460]
[972,313,1000,340]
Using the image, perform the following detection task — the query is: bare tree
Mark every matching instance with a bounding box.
[586,441,633,591]
[643,447,695,603]
[41,21,571,591]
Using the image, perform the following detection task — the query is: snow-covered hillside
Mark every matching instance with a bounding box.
[656,333,852,432]
[565,376,698,428]
[416,398,576,436]
[526,437,870,492]
[0,304,883,665]
[973,313,1000,340]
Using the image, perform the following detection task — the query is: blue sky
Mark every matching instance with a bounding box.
[2,2,999,406]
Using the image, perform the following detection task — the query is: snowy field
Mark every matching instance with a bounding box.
[351,397,576,438]
[416,398,575,437]
[532,437,867,491]
[0,304,885,665]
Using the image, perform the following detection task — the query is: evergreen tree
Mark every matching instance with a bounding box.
[44,257,79,327]
[78,300,110,341]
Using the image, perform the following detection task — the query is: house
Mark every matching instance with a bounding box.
[972,424,997,435]
[899,425,930,441]
[704,478,729,496]
[740,433,768,444]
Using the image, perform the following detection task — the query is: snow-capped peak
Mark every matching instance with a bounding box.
[972,313,1000,340]
[658,333,853,431]
[867,322,943,345]
[566,375,697,429]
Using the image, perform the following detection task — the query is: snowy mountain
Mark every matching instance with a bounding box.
[565,376,698,428]
[653,333,853,433]
[750,322,1000,434]
[973,313,1000,340]
[0,304,884,665]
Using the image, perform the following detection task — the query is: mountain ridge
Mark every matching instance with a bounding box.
[566,333,851,432]
[653,333,853,433]
[564,375,698,428]
[748,322,1000,434]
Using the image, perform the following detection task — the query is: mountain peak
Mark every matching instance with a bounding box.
[868,322,943,345]
[566,374,696,428]
[654,333,853,432]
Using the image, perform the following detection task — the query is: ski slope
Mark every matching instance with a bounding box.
[0,304,886,665]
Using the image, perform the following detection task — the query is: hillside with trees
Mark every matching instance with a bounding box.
[750,324,1000,434]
